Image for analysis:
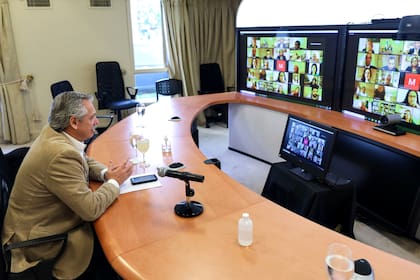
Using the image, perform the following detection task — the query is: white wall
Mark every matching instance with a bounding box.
[237,0,420,27]
[9,0,134,135]
[228,104,287,163]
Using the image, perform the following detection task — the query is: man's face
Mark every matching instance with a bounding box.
[311,88,319,100]
[365,54,372,65]
[364,69,371,79]
[387,58,395,69]
[74,100,99,141]
[366,40,373,51]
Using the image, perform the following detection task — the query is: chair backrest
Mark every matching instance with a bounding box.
[50,80,74,98]
[0,147,30,221]
[0,173,9,278]
[156,78,183,98]
[0,147,29,188]
[0,156,11,239]
[96,61,126,109]
[0,147,29,278]
[199,63,225,94]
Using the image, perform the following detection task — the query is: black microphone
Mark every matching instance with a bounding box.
[157,167,204,182]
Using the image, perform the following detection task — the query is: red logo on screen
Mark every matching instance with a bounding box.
[276,60,286,72]
[404,73,420,90]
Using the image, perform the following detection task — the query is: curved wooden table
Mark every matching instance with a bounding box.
[88,92,420,279]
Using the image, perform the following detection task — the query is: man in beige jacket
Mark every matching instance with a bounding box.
[2,92,133,279]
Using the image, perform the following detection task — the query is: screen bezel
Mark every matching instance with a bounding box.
[236,25,343,111]
[341,27,420,133]
[279,114,337,181]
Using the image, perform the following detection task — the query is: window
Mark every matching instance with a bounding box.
[129,0,168,96]
[90,0,111,7]
[26,0,50,7]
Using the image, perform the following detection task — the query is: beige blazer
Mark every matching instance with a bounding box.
[2,125,119,279]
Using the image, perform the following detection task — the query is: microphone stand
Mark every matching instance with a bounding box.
[174,179,204,217]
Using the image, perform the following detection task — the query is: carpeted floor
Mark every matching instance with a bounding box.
[198,124,420,265]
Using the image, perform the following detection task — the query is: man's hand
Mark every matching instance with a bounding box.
[105,160,133,185]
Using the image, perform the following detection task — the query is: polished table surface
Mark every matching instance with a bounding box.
[88,92,420,279]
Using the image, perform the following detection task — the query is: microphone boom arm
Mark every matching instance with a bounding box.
[185,180,195,197]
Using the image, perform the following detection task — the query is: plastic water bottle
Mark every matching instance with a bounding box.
[238,212,253,246]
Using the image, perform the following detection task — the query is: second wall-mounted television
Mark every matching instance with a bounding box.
[236,26,344,110]
[341,26,420,133]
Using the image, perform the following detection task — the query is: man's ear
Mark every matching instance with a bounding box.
[69,116,79,129]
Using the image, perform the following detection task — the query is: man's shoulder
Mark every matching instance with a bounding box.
[32,127,78,158]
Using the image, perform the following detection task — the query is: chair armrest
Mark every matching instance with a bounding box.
[97,114,114,130]
[126,87,139,100]
[3,232,68,275]
[3,222,84,276]
[4,233,67,251]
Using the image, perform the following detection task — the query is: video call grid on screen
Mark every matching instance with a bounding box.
[281,117,335,169]
[246,35,324,101]
[347,32,420,127]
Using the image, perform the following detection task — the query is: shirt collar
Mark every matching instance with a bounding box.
[62,131,87,153]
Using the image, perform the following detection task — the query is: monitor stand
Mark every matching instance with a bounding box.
[289,167,315,181]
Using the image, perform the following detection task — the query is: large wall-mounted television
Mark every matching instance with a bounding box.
[279,115,337,181]
[236,26,343,110]
[341,27,420,133]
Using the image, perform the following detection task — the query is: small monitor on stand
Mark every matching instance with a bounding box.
[279,115,337,181]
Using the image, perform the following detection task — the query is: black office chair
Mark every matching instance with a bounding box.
[50,80,73,98]
[198,63,228,128]
[50,80,114,135]
[198,63,225,94]
[155,78,183,101]
[0,147,68,279]
[95,61,140,121]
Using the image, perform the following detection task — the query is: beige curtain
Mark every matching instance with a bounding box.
[0,0,31,144]
[161,0,241,99]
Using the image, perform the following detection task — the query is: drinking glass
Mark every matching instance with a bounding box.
[161,134,171,153]
[128,132,141,164]
[325,243,354,280]
[136,103,146,127]
[137,136,150,167]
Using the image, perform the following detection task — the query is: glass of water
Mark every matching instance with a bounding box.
[325,243,354,280]
[136,103,146,127]
[128,131,141,164]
